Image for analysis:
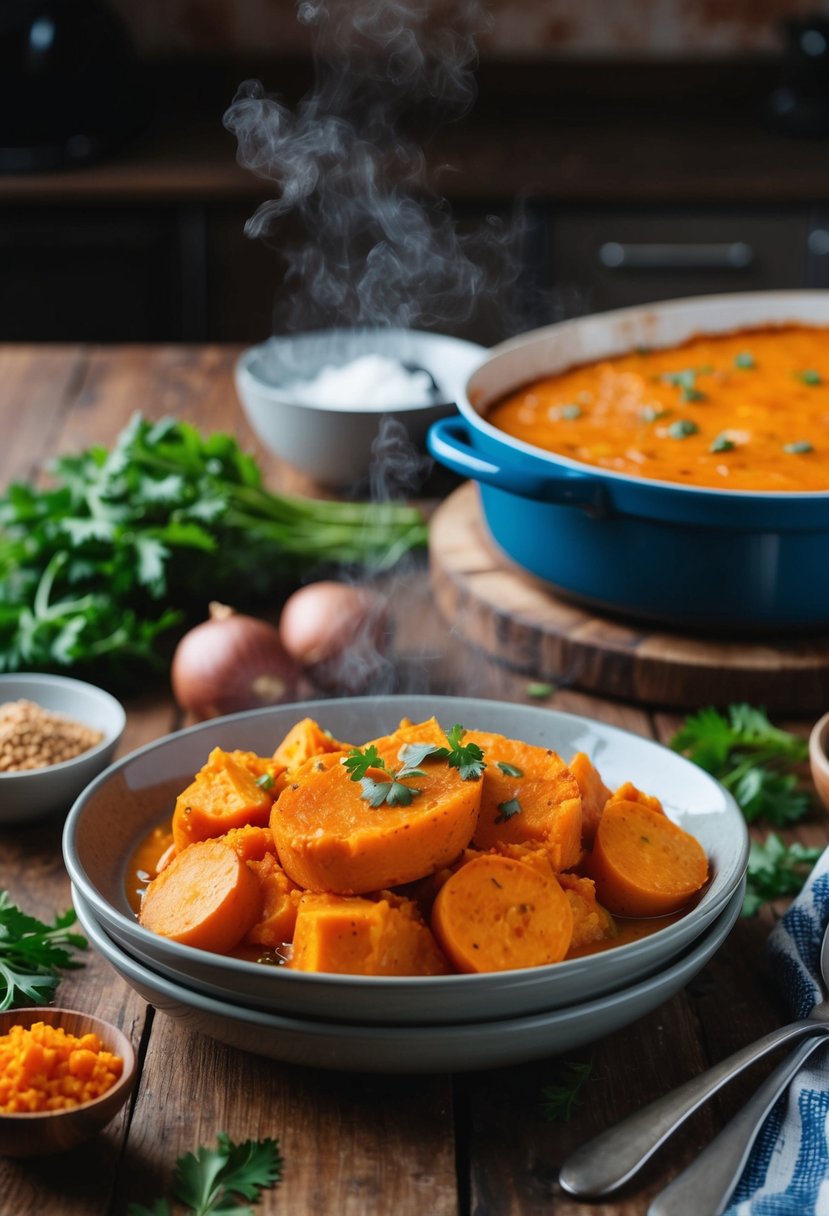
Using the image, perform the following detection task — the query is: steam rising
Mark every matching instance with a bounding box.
[223,0,520,335]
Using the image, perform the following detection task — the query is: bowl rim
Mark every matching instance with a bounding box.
[457,287,829,503]
[0,673,126,782]
[809,710,829,780]
[0,1005,136,1120]
[236,326,488,415]
[62,694,749,995]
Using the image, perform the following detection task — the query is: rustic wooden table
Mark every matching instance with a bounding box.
[0,344,824,1216]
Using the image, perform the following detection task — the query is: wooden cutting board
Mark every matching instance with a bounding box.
[428,481,829,712]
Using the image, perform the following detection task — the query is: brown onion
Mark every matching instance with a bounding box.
[171,602,302,720]
[278,581,392,695]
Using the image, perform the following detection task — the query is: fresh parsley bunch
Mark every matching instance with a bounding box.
[742,834,823,917]
[0,891,87,1010]
[129,1132,282,1216]
[0,413,427,684]
[670,703,810,825]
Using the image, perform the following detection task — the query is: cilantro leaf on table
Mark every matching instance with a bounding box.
[541,1058,594,1122]
[0,413,427,684]
[670,703,810,825]
[0,891,87,1011]
[742,834,823,917]
[128,1133,282,1216]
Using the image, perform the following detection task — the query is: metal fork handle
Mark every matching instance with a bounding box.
[648,1034,829,1216]
[558,1018,829,1198]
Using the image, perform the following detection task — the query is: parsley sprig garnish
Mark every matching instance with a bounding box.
[128,1132,282,1216]
[541,1059,594,1122]
[0,891,87,1010]
[671,703,810,825]
[343,724,486,808]
[742,834,822,918]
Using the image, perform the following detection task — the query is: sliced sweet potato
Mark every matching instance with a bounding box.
[467,731,582,870]
[430,852,574,973]
[139,838,262,953]
[586,800,709,918]
[568,751,613,846]
[171,747,274,853]
[289,892,451,976]
[271,746,482,894]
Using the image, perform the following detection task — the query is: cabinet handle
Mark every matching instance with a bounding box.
[598,241,754,271]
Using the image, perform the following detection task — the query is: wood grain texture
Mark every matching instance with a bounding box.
[429,481,829,712]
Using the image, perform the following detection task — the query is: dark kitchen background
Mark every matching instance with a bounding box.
[5,0,829,348]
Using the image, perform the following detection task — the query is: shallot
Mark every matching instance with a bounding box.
[278,581,391,695]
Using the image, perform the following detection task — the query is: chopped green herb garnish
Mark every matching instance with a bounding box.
[342,745,424,808]
[784,440,814,454]
[255,772,275,790]
[0,892,87,1011]
[680,386,707,403]
[667,419,699,439]
[558,404,582,420]
[495,798,522,822]
[734,352,756,369]
[435,724,486,781]
[496,761,524,778]
[710,433,736,453]
[640,405,670,423]
[671,703,810,825]
[526,681,555,700]
[128,1132,283,1216]
[541,1059,594,1122]
[795,369,822,386]
[742,834,823,917]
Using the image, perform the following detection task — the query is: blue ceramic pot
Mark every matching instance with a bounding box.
[428,291,829,631]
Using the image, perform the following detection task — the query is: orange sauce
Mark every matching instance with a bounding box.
[487,324,829,491]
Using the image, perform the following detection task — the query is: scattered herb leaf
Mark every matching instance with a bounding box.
[640,405,670,423]
[496,761,524,778]
[343,745,423,808]
[734,352,756,369]
[667,419,699,440]
[526,681,555,700]
[794,369,822,386]
[670,704,810,825]
[541,1059,594,1122]
[710,433,736,453]
[128,1132,283,1216]
[432,724,487,781]
[784,440,814,455]
[495,798,522,822]
[0,892,87,1011]
[742,834,823,917]
[255,773,274,791]
[558,404,582,420]
[680,386,707,403]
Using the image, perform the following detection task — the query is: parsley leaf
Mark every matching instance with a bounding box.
[496,761,524,778]
[742,834,823,917]
[344,746,423,808]
[495,798,522,822]
[342,744,386,783]
[128,1133,282,1216]
[671,704,810,825]
[541,1059,594,1122]
[0,891,87,1011]
[436,724,486,781]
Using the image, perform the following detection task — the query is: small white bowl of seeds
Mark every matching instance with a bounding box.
[0,674,125,824]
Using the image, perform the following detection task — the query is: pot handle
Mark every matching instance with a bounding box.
[427,417,609,515]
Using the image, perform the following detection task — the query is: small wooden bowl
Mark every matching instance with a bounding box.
[809,710,829,813]
[0,1007,136,1157]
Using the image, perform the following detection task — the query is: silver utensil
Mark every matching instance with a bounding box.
[559,921,829,1199]
[648,1033,829,1215]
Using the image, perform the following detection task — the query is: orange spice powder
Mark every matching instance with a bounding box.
[0,1021,123,1113]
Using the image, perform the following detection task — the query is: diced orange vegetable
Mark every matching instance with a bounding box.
[0,1022,123,1113]
[606,781,665,816]
[245,852,302,946]
[430,853,573,973]
[568,751,613,846]
[586,800,709,918]
[289,892,450,976]
[272,718,349,772]
[467,731,582,870]
[139,838,262,953]
[271,745,482,894]
[171,747,274,853]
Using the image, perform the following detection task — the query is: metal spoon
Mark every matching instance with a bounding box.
[559,922,829,1199]
[648,1033,829,1216]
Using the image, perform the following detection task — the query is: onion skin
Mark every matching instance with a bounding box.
[171,603,302,720]
[278,581,392,695]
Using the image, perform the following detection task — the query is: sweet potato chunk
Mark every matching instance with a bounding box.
[568,751,613,847]
[271,749,482,894]
[467,731,582,870]
[272,718,349,772]
[139,839,262,953]
[431,853,573,973]
[245,852,302,947]
[171,748,274,853]
[289,892,450,976]
[587,800,709,918]
[558,872,616,953]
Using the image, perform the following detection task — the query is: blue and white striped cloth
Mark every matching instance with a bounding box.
[724,855,829,1215]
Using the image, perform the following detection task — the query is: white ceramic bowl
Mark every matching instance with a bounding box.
[72,878,744,1073]
[0,674,125,824]
[236,327,486,488]
[63,695,748,1025]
